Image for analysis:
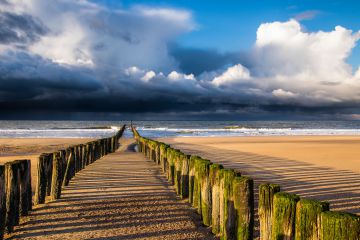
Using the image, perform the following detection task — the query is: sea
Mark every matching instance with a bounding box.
[1,120,360,138]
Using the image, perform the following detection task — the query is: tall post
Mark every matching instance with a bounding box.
[210,163,223,235]
[271,192,300,240]
[0,165,6,239]
[5,161,20,233]
[50,152,62,200]
[295,199,329,240]
[259,183,281,240]
[18,160,32,216]
[233,176,254,240]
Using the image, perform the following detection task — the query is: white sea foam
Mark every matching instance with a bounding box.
[0,128,118,138]
[137,127,360,137]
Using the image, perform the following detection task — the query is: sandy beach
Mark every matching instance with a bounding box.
[160,136,360,214]
[0,138,94,188]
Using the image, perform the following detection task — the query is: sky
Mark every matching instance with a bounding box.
[1,0,360,120]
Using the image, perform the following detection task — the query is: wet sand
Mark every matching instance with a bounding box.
[160,136,360,214]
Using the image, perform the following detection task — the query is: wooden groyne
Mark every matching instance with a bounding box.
[0,125,125,239]
[132,127,360,240]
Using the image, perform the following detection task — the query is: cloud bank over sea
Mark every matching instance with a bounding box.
[1,0,360,118]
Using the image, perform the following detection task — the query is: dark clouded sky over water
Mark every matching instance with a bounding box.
[1,0,360,120]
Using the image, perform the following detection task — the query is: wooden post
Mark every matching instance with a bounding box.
[233,176,254,240]
[180,154,189,199]
[34,154,48,205]
[173,150,182,195]
[295,199,329,240]
[210,163,223,235]
[18,160,32,216]
[0,165,6,239]
[167,148,175,185]
[219,168,239,239]
[62,148,74,187]
[320,211,360,240]
[199,160,212,226]
[188,157,195,204]
[5,161,20,233]
[271,192,300,240]
[45,153,53,197]
[258,183,281,240]
[50,152,62,200]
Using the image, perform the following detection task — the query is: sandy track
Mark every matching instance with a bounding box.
[7,138,215,240]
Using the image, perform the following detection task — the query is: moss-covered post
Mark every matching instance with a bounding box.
[320,211,360,240]
[50,152,62,200]
[180,154,190,199]
[232,176,254,240]
[210,163,223,235]
[258,183,281,240]
[62,148,74,187]
[45,153,53,197]
[219,168,239,239]
[167,148,175,185]
[188,157,195,204]
[173,150,183,195]
[160,144,168,173]
[295,199,329,240]
[5,161,20,233]
[190,156,201,210]
[271,192,300,240]
[0,165,6,239]
[199,160,212,226]
[18,160,32,216]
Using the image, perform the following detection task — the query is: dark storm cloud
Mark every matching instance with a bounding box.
[0,12,47,46]
[169,45,246,75]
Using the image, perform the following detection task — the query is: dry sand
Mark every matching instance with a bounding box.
[8,138,215,240]
[0,138,94,188]
[161,136,360,215]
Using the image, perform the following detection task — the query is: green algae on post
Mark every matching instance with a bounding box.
[258,183,281,240]
[233,176,254,240]
[320,211,360,240]
[271,192,300,240]
[199,159,212,226]
[209,163,224,234]
[219,168,240,239]
[295,199,329,240]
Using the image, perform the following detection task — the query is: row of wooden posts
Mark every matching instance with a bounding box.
[0,125,126,239]
[132,127,360,240]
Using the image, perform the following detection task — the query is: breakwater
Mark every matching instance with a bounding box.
[0,125,126,239]
[132,126,360,239]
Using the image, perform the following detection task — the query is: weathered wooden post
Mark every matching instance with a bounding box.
[232,176,254,240]
[45,153,53,197]
[258,183,281,240]
[18,160,32,216]
[160,144,168,173]
[188,157,195,204]
[180,154,190,199]
[50,152,62,200]
[167,148,175,185]
[62,148,74,187]
[0,165,6,239]
[271,192,300,240]
[35,154,47,205]
[320,211,360,240]
[219,168,239,239]
[210,163,223,235]
[191,156,201,210]
[199,159,212,226]
[295,199,329,240]
[5,161,20,232]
